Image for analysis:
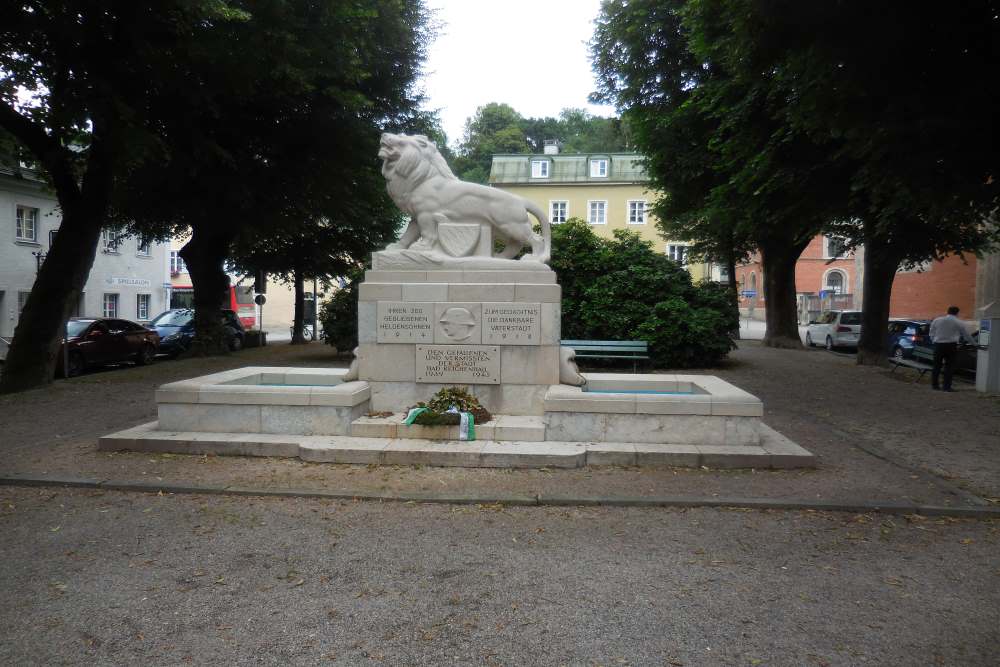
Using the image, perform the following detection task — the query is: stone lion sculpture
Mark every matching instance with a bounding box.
[378,133,551,263]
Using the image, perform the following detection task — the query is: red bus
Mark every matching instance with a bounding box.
[169,284,257,329]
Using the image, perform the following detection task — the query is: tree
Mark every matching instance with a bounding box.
[229,209,401,345]
[705,1,1000,363]
[454,103,528,182]
[113,0,428,355]
[0,1,252,393]
[591,0,853,348]
[453,103,630,183]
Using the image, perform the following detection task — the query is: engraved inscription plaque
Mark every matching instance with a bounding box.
[482,303,541,345]
[377,302,433,343]
[416,345,501,384]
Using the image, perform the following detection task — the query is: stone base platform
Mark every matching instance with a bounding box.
[99,421,815,470]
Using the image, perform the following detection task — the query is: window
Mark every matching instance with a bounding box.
[15,206,38,242]
[824,269,846,294]
[587,200,607,225]
[530,160,549,178]
[589,159,608,178]
[824,235,849,259]
[136,238,151,256]
[170,251,186,275]
[18,291,30,314]
[101,227,122,253]
[667,244,688,265]
[627,200,646,225]
[49,229,58,247]
[549,200,568,224]
[136,294,150,320]
[102,293,119,318]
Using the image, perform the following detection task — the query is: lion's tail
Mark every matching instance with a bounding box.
[525,200,551,264]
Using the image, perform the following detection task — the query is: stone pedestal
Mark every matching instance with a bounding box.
[357,259,561,415]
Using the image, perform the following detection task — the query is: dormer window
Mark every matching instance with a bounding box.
[530,159,550,178]
[590,158,608,178]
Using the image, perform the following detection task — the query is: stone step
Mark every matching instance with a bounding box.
[98,422,815,470]
[350,413,546,442]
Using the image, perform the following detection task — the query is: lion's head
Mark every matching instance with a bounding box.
[379,133,456,184]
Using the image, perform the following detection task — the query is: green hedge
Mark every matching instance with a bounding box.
[551,219,737,368]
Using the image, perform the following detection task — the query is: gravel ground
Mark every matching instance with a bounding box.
[0,340,997,507]
[1,486,997,667]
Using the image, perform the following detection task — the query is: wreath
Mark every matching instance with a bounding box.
[405,386,491,426]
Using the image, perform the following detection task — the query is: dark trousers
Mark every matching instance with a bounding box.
[932,342,958,389]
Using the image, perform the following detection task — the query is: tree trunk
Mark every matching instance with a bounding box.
[760,242,807,349]
[0,205,104,393]
[179,226,231,356]
[291,267,307,344]
[856,232,902,366]
[726,246,740,340]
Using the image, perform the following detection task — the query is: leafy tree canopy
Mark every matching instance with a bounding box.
[453,103,630,183]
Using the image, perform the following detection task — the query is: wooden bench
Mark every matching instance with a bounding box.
[560,340,650,373]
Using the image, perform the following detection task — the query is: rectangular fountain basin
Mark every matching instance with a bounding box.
[155,367,370,436]
[544,373,763,446]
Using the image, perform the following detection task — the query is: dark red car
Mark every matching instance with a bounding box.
[58,318,160,377]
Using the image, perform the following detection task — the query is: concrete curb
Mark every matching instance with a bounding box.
[2,474,999,518]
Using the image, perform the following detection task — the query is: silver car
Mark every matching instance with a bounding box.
[806,310,862,350]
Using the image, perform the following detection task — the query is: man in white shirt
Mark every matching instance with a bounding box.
[929,306,973,392]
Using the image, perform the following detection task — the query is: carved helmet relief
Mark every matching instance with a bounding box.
[439,307,476,342]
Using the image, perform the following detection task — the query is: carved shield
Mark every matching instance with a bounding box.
[438,223,481,257]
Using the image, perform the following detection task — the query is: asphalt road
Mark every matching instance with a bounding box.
[2,486,997,666]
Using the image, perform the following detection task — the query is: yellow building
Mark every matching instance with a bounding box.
[489,149,719,281]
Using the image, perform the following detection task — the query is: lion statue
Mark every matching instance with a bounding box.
[378,132,551,263]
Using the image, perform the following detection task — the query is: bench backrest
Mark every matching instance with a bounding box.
[561,340,648,354]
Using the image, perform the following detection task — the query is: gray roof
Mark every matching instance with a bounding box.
[489,153,649,185]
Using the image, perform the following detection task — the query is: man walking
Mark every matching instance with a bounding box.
[929,306,973,392]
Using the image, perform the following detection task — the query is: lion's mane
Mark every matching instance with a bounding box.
[381,134,456,190]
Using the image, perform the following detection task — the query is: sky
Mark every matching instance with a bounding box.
[420,0,617,148]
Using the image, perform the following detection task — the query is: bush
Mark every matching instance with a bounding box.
[318,267,363,353]
[550,219,737,368]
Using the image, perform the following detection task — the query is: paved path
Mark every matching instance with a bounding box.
[2,341,999,664]
[1,485,997,666]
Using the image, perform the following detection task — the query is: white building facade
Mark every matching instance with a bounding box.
[1,166,171,339]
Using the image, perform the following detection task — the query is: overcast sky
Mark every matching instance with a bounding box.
[420,0,616,147]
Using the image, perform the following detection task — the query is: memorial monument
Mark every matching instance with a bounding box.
[101,134,814,469]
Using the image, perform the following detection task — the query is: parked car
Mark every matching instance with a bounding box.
[886,319,930,360]
[912,330,980,376]
[805,310,862,350]
[58,317,160,377]
[150,308,245,357]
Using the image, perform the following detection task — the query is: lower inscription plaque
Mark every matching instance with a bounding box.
[416,345,500,384]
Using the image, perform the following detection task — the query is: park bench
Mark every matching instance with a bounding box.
[889,354,933,381]
[560,339,650,373]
